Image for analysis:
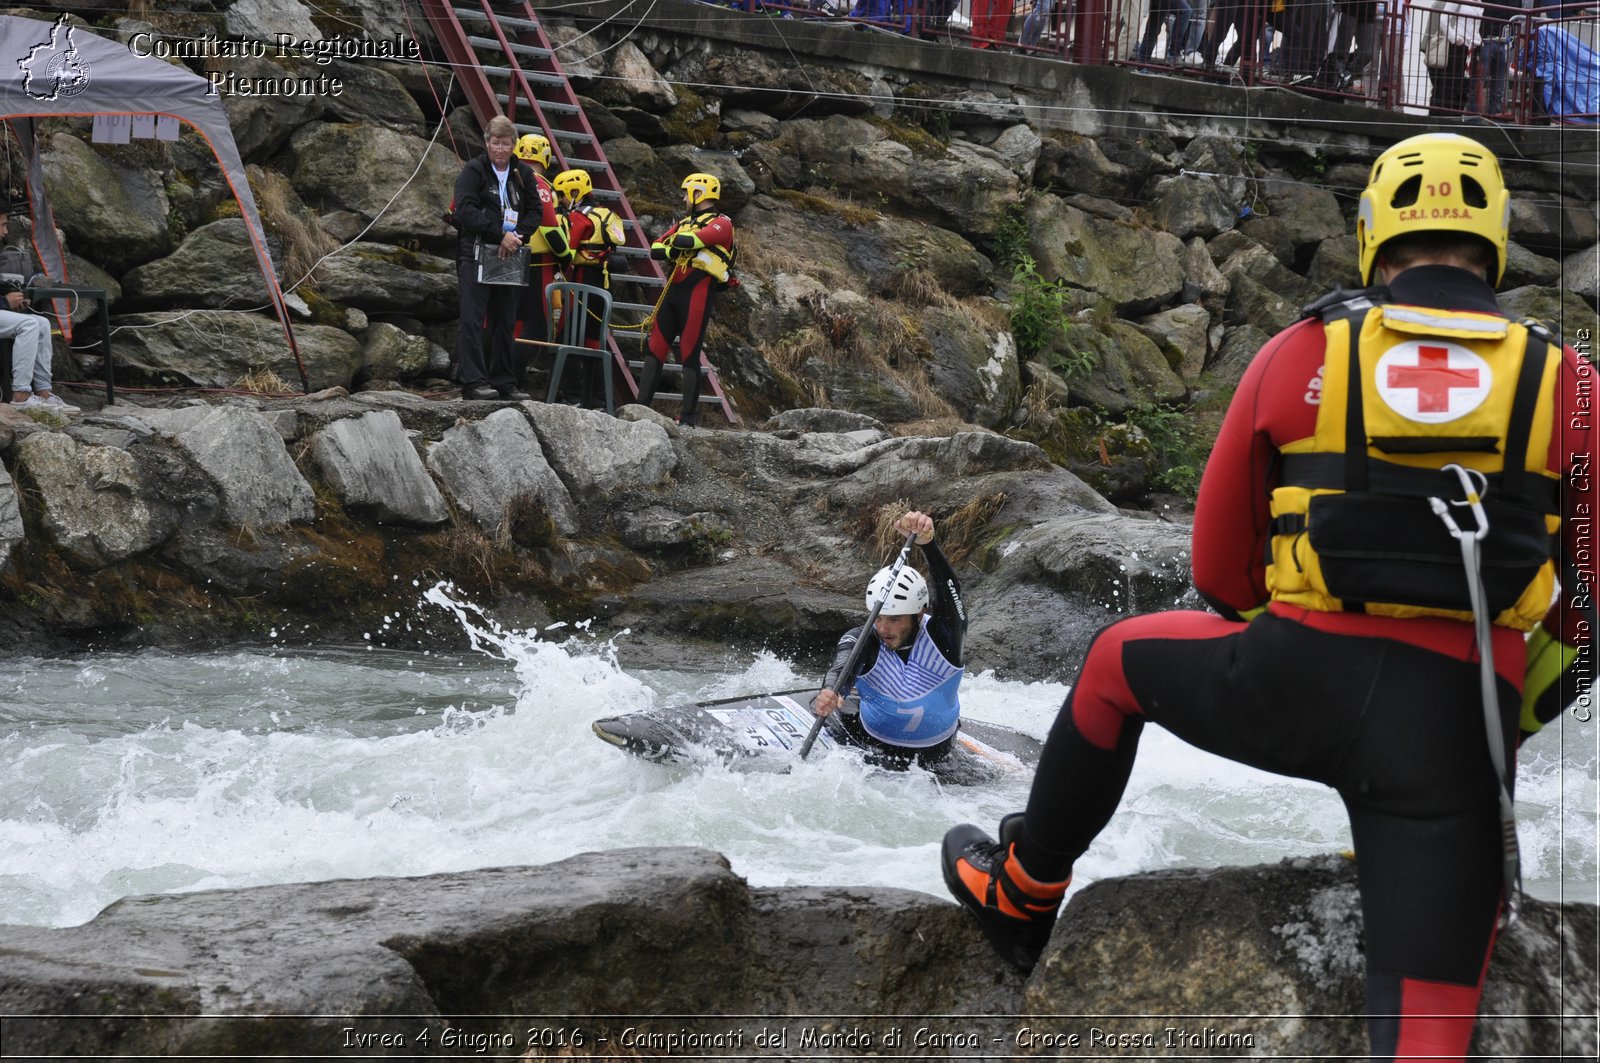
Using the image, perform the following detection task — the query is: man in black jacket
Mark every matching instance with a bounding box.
[451,115,535,400]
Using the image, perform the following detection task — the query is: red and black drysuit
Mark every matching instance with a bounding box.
[641,210,735,426]
[1012,265,1593,1062]
[450,153,543,396]
[556,201,621,407]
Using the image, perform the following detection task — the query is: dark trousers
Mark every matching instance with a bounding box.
[1430,43,1472,114]
[646,272,719,425]
[1021,610,1511,1059]
[455,256,519,393]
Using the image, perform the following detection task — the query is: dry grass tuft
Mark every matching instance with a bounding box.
[252,166,339,287]
[234,367,291,394]
[938,491,1007,566]
[887,266,959,309]
[866,499,915,558]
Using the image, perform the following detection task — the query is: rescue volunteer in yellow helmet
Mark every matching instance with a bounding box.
[510,133,567,396]
[942,133,1594,1063]
[552,168,624,291]
[550,167,625,408]
[638,172,735,427]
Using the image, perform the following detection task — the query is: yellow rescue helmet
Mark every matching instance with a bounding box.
[1356,133,1511,286]
[552,169,592,206]
[513,133,552,168]
[682,172,721,208]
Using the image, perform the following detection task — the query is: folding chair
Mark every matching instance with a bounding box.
[543,281,615,414]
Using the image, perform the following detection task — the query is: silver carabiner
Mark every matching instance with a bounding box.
[1428,463,1490,542]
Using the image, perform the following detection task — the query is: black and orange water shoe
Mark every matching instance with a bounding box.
[941,813,1068,974]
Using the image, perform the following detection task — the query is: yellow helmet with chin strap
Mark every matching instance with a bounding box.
[1356,133,1510,287]
[682,172,720,208]
[513,133,552,168]
[552,169,592,207]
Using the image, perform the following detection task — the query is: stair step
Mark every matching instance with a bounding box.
[465,35,552,60]
[504,97,579,116]
[480,64,566,86]
[453,9,541,32]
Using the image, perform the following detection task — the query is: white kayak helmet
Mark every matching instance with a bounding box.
[867,565,928,615]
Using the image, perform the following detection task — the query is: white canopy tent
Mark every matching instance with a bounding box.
[0,13,305,390]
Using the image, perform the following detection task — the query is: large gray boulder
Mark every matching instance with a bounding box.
[108,312,362,393]
[1563,243,1600,303]
[310,410,448,528]
[1026,196,1187,316]
[1261,178,1348,255]
[214,56,327,160]
[315,243,458,317]
[1137,302,1213,382]
[1498,286,1599,344]
[319,60,427,134]
[289,124,459,247]
[1219,242,1323,333]
[919,306,1021,429]
[1148,173,1238,241]
[1036,133,1139,200]
[424,408,579,537]
[11,432,176,569]
[855,216,996,300]
[40,134,171,273]
[1026,856,1595,1060]
[772,116,1023,237]
[118,219,286,312]
[966,506,1194,678]
[1509,193,1600,258]
[523,403,676,503]
[1053,319,1188,415]
[224,0,322,41]
[135,406,316,528]
[357,322,433,385]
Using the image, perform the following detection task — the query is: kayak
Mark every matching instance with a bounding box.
[591,688,1041,786]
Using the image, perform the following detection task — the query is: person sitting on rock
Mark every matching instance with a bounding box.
[811,510,967,770]
[940,133,1595,1062]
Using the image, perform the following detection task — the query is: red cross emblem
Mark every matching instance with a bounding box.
[1375,342,1491,423]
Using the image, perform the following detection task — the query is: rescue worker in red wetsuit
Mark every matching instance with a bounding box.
[941,133,1595,1062]
[551,168,624,408]
[511,133,567,396]
[638,172,735,427]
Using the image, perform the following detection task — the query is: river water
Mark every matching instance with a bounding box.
[2,583,1594,929]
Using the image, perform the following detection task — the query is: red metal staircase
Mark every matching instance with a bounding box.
[420,0,739,425]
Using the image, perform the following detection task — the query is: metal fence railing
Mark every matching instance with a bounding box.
[719,0,1598,124]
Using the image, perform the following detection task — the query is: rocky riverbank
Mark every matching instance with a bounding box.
[0,848,1592,1060]
[0,388,1190,681]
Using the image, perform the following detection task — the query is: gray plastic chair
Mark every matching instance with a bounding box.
[543,281,615,414]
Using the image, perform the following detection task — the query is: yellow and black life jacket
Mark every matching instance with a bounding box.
[571,203,624,267]
[1266,292,1562,631]
[666,210,736,283]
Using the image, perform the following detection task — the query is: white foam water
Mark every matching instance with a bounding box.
[0,583,1593,929]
